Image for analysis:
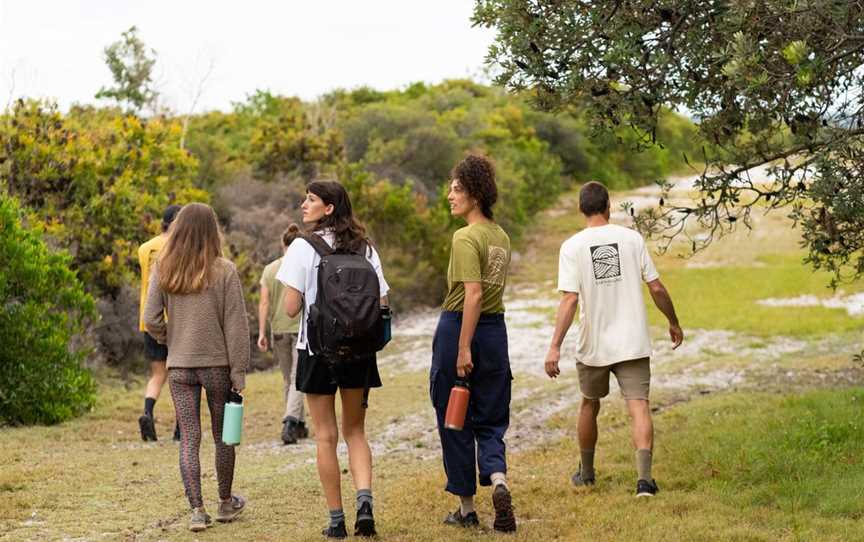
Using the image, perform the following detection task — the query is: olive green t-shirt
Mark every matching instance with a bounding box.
[442,222,511,314]
[261,257,300,334]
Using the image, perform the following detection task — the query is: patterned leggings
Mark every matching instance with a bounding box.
[168,367,235,509]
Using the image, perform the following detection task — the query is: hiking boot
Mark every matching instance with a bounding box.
[492,485,517,533]
[354,501,376,537]
[189,508,212,532]
[636,479,659,497]
[571,466,596,487]
[172,423,181,442]
[281,418,299,445]
[443,509,479,527]
[297,420,309,439]
[138,414,157,442]
[322,521,347,539]
[216,495,246,522]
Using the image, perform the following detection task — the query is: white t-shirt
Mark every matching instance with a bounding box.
[557,224,659,367]
[275,231,390,353]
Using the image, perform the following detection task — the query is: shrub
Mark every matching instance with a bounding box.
[0,195,97,425]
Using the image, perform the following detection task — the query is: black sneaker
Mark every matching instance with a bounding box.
[571,465,596,487]
[173,423,181,442]
[281,419,299,445]
[297,421,309,439]
[636,479,659,497]
[322,521,347,539]
[443,509,479,527]
[354,501,376,537]
[138,414,157,441]
[492,485,517,533]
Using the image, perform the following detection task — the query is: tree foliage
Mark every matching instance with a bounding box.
[0,195,96,425]
[0,99,207,297]
[474,0,864,286]
[95,26,158,113]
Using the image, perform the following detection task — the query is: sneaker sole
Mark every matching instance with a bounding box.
[354,517,376,537]
[492,488,517,533]
[216,507,244,522]
[138,416,157,442]
[636,492,655,498]
[189,523,209,532]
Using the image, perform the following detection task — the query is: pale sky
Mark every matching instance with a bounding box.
[0,0,496,113]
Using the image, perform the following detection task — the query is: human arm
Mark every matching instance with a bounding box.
[257,283,269,352]
[143,264,167,344]
[544,292,579,378]
[283,286,303,318]
[456,282,482,379]
[224,266,251,391]
[646,279,684,349]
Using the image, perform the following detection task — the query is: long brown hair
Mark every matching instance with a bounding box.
[157,203,223,294]
[306,180,370,253]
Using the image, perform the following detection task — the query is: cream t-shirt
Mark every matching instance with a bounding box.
[557,224,659,367]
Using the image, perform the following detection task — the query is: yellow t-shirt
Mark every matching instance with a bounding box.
[138,235,166,332]
[442,222,511,314]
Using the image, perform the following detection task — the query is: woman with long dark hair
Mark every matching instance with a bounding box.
[430,155,517,532]
[276,180,389,538]
[144,202,249,532]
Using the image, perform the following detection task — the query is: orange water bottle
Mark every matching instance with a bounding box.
[444,379,470,430]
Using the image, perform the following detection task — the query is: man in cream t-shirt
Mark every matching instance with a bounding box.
[544,181,683,498]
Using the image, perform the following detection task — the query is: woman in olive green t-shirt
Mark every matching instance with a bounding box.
[430,155,517,533]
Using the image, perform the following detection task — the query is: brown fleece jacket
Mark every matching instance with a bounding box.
[144,257,250,390]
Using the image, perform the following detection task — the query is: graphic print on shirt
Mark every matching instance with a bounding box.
[485,245,508,286]
[590,243,621,280]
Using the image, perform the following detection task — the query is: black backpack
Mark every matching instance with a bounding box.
[302,233,382,363]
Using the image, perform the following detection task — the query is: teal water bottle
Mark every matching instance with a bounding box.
[222,390,244,446]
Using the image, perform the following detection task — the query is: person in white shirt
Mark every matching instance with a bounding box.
[276,179,389,538]
[543,181,683,498]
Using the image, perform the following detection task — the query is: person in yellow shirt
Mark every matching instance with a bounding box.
[137,204,181,441]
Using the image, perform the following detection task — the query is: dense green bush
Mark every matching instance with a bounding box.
[0,195,97,425]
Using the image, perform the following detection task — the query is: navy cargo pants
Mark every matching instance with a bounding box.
[430,311,512,496]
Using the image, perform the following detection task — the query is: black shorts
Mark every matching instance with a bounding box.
[143,332,168,362]
[296,349,382,395]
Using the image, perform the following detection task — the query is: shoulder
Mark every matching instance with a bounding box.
[612,224,647,245]
[216,257,238,278]
[263,258,282,275]
[138,235,161,255]
[452,225,477,243]
[561,231,587,253]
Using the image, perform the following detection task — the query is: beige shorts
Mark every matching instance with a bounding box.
[576,357,650,400]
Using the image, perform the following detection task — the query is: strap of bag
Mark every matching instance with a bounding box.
[300,233,335,257]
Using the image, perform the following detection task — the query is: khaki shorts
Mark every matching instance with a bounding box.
[576,357,650,400]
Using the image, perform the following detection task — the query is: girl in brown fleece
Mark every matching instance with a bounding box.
[144,202,249,532]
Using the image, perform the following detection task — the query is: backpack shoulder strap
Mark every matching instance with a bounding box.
[300,233,334,257]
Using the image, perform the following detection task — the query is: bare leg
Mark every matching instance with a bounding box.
[145,360,167,400]
[578,398,601,451]
[339,388,371,491]
[626,399,653,450]
[307,393,342,510]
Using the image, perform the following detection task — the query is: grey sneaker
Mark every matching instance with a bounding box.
[216,495,246,522]
[189,508,212,532]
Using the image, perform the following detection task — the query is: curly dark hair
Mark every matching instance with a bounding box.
[451,154,498,219]
[306,179,370,253]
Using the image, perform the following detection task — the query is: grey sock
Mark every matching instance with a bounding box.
[357,489,372,510]
[329,508,345,528]
[580,449,595,479]
[636,449,652,481]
